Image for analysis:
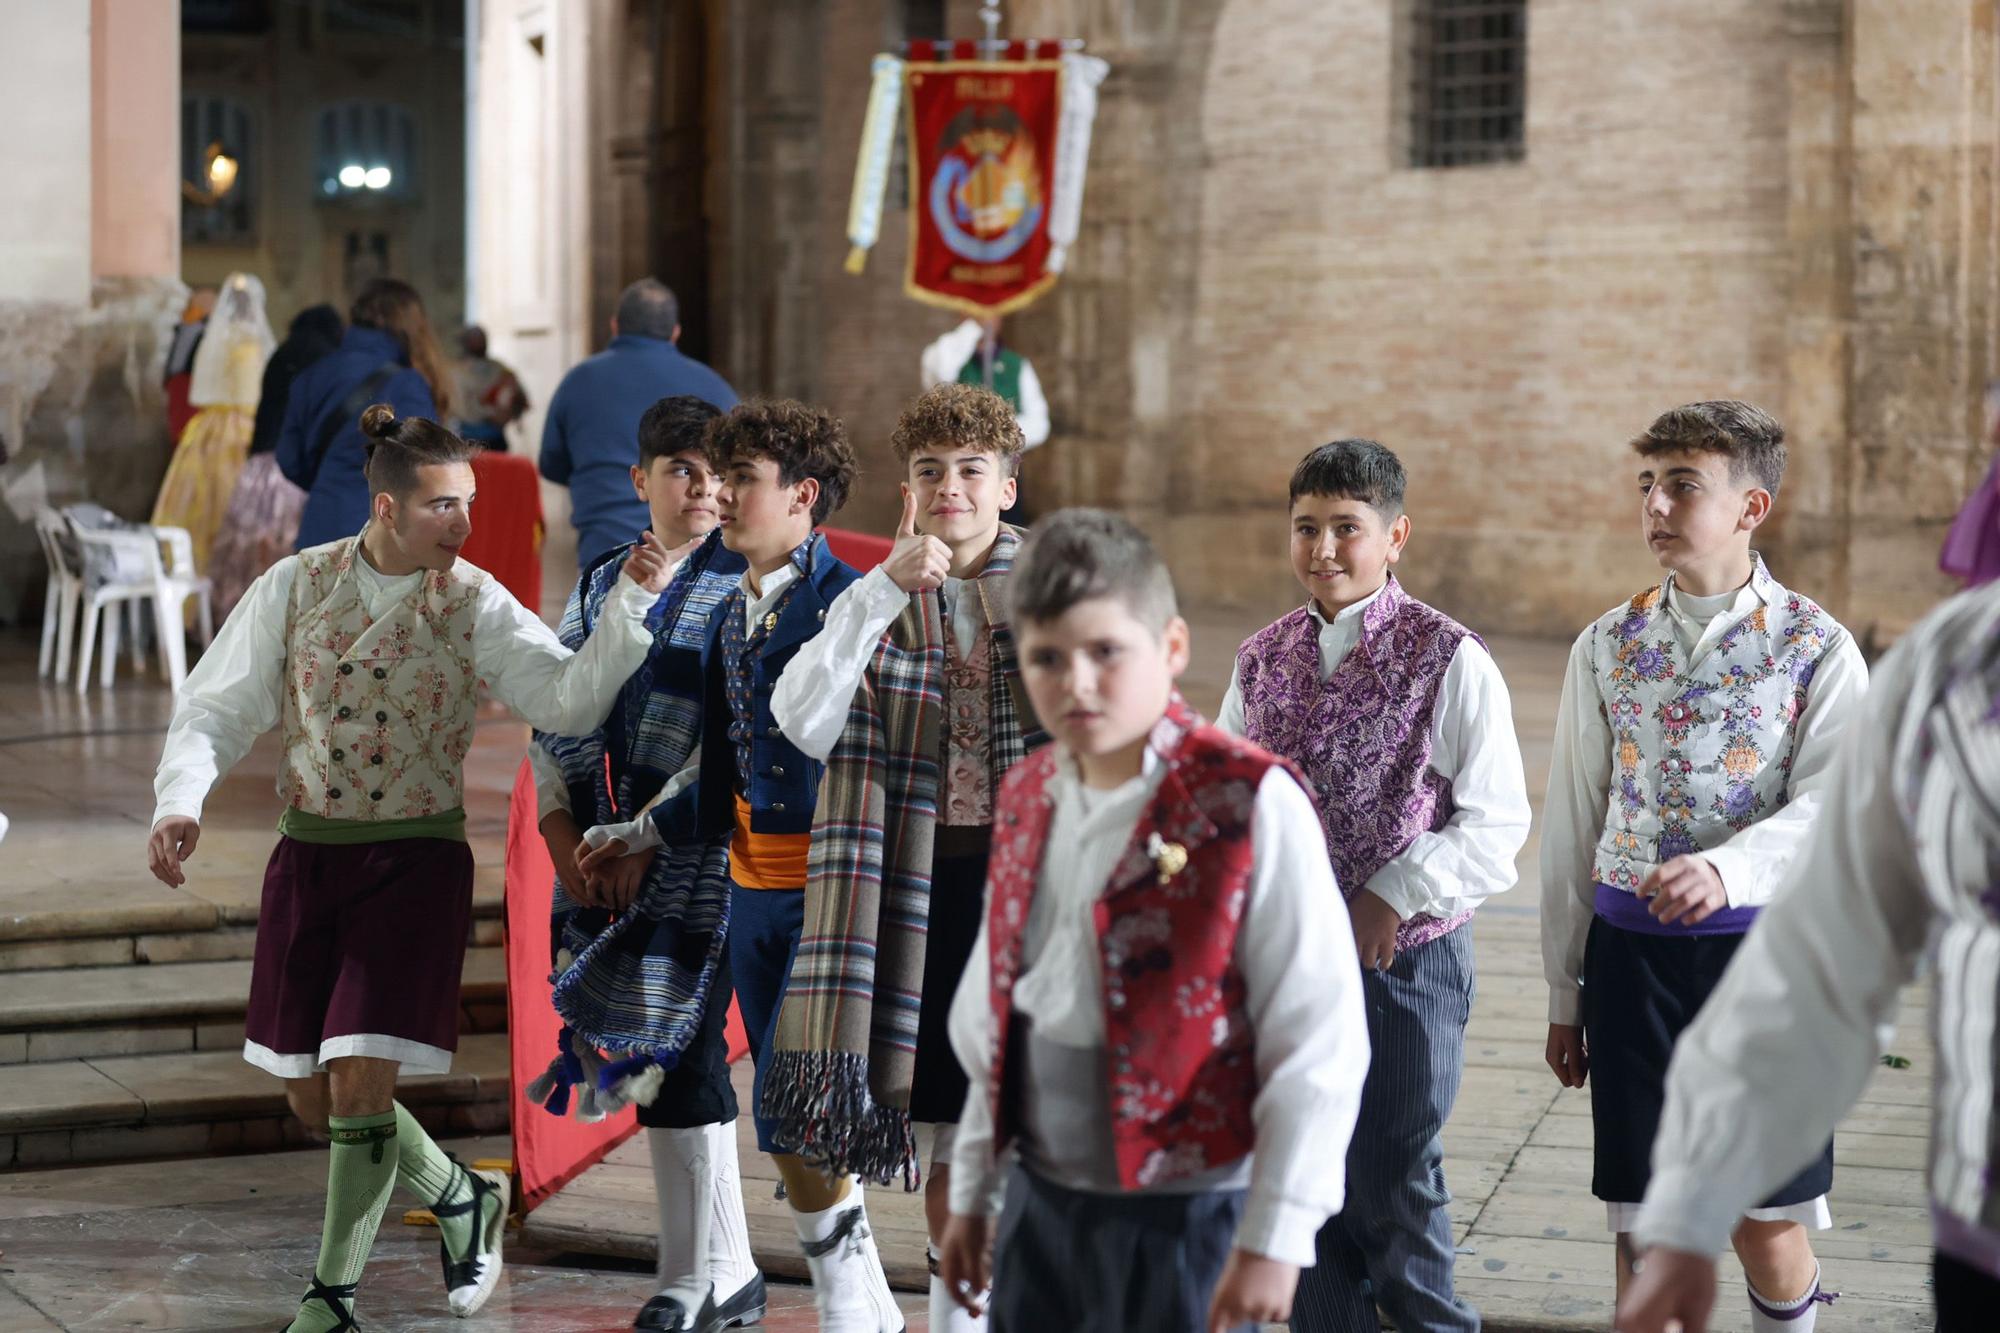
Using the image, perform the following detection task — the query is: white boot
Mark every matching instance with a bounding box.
[790,1180,905,1333]
[705,1120,765,1326]
[639,1126,713,1330]
[928,1243,988,1331]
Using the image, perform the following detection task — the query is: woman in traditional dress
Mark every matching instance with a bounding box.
[150,272,274,575]
[206,303,342,619]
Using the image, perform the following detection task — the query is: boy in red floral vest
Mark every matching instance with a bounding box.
[935,509,1371,1333]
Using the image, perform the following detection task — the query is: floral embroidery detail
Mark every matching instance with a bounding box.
[1591,556,1833,887]
[982,710,1267,1191]
[1236,576,1476,953]
[278,537,482,822]
[941,618,996,826]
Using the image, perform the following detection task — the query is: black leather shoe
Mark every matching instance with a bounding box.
[634,1274,767,1332]
[633,1291,702,1331]
[711,1273,767,1328]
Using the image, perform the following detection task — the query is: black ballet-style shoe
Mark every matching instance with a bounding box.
[281,1273,359,1331]
[634,1273,768,1332]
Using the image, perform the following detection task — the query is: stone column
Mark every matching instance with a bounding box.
[1773,0,1853,611]
[92,0,180,283]
[0,0,184,622]
[0,0,91,305]
[1844,0,1999,635]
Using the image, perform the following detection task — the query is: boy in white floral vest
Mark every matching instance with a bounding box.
[1540,400,1868,1331]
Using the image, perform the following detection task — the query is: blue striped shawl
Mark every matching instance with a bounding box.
[531,530,742,1089]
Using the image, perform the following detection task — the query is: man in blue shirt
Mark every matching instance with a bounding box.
[540,279,739,570]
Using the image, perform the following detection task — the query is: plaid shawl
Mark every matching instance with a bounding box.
[525,531,741,1118]
[761,526,1044,1184]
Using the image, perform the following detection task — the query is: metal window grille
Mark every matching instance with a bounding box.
[182,95,255,244]
[1409,0,1527,169]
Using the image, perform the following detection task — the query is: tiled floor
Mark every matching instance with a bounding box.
[0,1138,925,1331]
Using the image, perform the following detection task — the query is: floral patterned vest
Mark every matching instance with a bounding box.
[942,619,996,826]
[982,697,1294,1190]
[1587,557,1834,892]
[1236,576,1475,952]
[278,535,483,820]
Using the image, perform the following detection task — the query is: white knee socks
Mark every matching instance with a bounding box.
[1749,1261,1835,1332]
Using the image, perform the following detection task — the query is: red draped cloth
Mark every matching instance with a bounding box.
[506,525,891,1210]
[462,451,545,615]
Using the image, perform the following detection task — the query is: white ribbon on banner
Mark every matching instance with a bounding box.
[844,53,906,274]
[1047,52,1109,275]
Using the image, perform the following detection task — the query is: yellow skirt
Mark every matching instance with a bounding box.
[151,405,254,574]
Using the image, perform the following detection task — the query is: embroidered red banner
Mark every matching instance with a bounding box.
[903,43,1065,317]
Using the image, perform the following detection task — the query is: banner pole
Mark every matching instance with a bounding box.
[979,2,1004,58]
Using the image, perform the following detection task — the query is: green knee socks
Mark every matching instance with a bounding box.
[393,1102,479,1260]
[286,1109,398,1333]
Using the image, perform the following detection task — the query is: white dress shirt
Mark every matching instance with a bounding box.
[153,546,657,828]
[769,564,994,764]
[946,746,1371,1267]
[1216,588,1532,923]
[1633,604,1944,1258]
[577,560,800,854]
[1539,578,1870,1024]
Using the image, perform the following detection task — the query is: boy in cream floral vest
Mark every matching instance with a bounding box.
[1540,401,1868,1331]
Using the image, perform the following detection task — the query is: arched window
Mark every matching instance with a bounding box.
[315,101,420,201]
[182,94,255,243]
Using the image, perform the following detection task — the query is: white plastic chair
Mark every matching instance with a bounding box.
[65,514,214,694]
[33,508,84,683]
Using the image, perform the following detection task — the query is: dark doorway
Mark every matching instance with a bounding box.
[608,0,713,364]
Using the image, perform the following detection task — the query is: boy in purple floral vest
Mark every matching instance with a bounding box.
[1220,439,1531,1333]
[1540,401,1867,1331]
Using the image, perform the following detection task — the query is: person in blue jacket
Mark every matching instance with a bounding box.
[280,279,452,549]
[540,278,739,571]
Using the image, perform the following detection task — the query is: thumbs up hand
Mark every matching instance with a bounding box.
[881,486,953,594]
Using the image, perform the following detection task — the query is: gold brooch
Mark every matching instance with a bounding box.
[762,611,779,632]
[1147,832,1188,883]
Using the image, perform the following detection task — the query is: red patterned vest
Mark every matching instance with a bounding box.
[982,696,1299,1189]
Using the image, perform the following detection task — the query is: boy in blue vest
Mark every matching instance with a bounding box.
[577,399,903,1332]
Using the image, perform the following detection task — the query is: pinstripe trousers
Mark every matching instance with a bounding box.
[1291,924,1479,1333]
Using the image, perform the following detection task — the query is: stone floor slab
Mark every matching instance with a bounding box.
[0,1060,142,1134]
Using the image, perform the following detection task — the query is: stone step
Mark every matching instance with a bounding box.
[0,947,509,1064]
[0,863,506,971]
[0,1032,512,1170]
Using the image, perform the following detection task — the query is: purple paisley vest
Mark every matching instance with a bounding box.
[1237,576,1476,952]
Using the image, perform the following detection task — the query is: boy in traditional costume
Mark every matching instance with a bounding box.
[1617,581,2000,1333]
[526,395,763,1332]
[147,404,683,1331]
[1540,401,1868,1329]
[937,509,1371,1333]
[759,383,1046,1331]
[575,400,904,1332]
[1219,439,1532,1332]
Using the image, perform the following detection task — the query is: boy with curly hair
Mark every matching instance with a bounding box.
[763,382,1048,1330]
